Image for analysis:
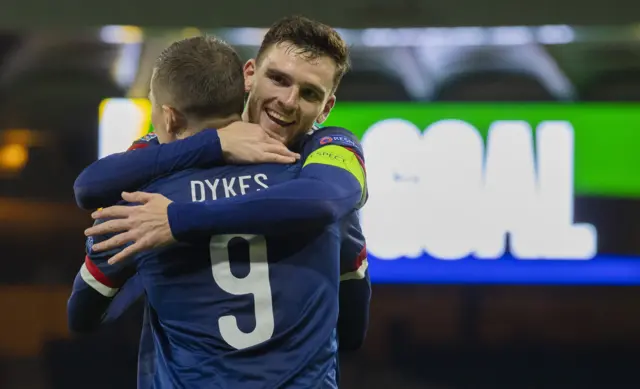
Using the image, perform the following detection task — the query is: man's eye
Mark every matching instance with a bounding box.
[271,75,285,85]
[302,90,320,101]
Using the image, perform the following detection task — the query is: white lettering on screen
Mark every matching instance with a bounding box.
[360,118,597,261]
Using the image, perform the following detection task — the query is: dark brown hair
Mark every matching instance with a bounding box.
[152,36,245,118]
[257,15,350,90]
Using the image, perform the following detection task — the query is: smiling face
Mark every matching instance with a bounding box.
[243,42,338,145]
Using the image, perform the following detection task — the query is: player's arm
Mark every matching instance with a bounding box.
[339,269,371,352]
[168,128,367,241]
[67,220,139,333]
[74,124,298,210]
[68,270,143,333]
[101,275,144,323]
[337,221,371,351]
[74,130,221,210]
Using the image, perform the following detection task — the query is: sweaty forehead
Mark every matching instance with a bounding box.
[261,44,336,92]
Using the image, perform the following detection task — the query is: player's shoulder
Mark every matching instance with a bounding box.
[310,126,361,147]
[137,164,212,196]
[86,218,114,248]
[136,174,183,201]
[86,218,129,263]
[128,132,159,151]
[304,126,364,157]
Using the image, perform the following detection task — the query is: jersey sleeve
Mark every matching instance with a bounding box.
[168,127,368,242]
[127,132,160,151]
[74,129,224,210]
[101,275,145,324]
[67,219,138,333]
[302,127,368,209]
[82,222,137,295]
[336,213,370,351]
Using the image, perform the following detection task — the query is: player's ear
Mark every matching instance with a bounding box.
[315,95,336,124]
[243,59,256,92]
[162,105,184,137]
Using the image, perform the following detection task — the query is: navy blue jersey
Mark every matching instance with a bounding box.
[70,127,370,389]
[137,161,341,388]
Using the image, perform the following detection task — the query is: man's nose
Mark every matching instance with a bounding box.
[278,87,299,111]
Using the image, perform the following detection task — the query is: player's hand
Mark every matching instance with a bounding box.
[217,122,300,164]
[84,191,176,265]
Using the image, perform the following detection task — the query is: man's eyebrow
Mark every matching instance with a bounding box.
[302,82,326,97]
[265,68,289,79]
[266,67,326,96]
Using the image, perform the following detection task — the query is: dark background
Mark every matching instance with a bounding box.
[0,0,640,27]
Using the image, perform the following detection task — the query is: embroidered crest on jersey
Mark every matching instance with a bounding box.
[318,135,359,149]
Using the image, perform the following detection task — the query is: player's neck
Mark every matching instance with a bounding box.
[178,114,242,139]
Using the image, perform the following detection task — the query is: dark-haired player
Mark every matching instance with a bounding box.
[71,17,370,389]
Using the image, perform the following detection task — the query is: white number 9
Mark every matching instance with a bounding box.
[209,234,274,349]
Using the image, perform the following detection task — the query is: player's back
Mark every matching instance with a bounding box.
[135,162,341,389]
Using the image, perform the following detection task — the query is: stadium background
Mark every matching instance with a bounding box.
[2,3,640,388]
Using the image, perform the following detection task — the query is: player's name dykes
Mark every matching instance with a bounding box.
[190,174,269,201]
